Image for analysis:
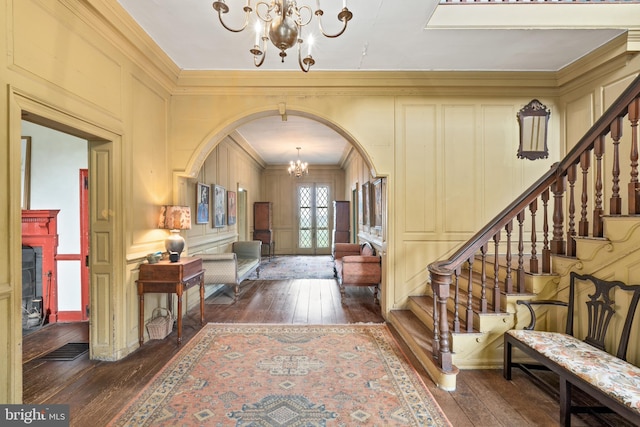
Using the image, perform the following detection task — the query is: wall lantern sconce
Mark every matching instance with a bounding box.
[517,99,550,161]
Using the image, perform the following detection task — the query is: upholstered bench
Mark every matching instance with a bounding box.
[199,240,261,301]
[504,272,640,426]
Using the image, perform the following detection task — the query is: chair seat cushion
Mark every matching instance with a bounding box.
[507,330,640,412]
[341,260,381,285]
[237,258,259,279]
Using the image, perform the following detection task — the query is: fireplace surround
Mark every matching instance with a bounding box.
[22,210,59,325]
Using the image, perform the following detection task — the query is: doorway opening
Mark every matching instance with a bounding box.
[16,101,119,364]
[20,121,90,333]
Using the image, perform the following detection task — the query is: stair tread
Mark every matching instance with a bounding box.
[411,294,509,317]
[470,254,561,276]
[409,295,484,333]
[389,309,434,353]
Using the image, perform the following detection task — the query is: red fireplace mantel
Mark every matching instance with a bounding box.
[22,210,59,324]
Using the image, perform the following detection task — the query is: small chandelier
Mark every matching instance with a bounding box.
[288,147,309,177]
[211,0,353,72]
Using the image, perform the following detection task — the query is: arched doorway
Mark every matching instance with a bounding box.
[178,110,386,300]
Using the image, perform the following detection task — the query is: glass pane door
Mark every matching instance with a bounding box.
[298,184,330,254]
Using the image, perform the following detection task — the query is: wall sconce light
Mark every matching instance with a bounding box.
[517,99,550,161]
[158,205,191,262]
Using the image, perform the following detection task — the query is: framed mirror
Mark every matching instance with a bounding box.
[517,99,550,161]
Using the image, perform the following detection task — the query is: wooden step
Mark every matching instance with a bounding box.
[388,309,458,391]
[409,295,478,333]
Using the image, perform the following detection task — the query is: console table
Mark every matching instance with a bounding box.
[136,257,204,346]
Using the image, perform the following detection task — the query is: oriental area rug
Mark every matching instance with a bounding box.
[249,255,335,280]
[108,323,451,427]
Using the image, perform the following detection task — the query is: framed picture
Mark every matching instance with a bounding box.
[352,187,359,242]
[213,184,226,228]
[227,190,237,225]
[21,136,32,210]
[196,182,209,224]
[357,183,363,225]
[362,181,370,226]
[372,178,382,230]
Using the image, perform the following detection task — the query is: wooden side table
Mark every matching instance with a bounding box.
[136,257,204,346]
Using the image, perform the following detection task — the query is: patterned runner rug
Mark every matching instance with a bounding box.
[249,255,335,280]
[108,324,451,426]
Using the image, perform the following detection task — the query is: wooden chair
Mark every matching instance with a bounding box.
[504,272,640,426]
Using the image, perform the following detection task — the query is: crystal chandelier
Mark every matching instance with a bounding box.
[288,147,309,177]
[211,0,353,72]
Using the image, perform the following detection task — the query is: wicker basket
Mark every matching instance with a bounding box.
[146,307,173,340]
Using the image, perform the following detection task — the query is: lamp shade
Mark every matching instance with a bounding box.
[158,205,191,230]
[158,205,191,262]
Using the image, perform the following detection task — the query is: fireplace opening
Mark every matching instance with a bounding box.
[22,244,45,332]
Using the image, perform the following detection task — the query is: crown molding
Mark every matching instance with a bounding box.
[227,131,268,169]
[174,69,561,97]
[557,33,637,95]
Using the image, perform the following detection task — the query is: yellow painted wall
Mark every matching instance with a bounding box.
[1,0,640,403]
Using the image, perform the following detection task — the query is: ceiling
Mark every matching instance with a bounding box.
[117,0,636,167]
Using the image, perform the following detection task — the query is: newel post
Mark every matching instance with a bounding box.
[429,264,453,372]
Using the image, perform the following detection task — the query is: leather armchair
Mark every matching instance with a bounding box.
[333,242,381,303]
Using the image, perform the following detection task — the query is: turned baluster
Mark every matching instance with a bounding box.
[579,151,591,236]
[529,198,538,273]
[516,210,526,293]
[480,243,488,313]
[628,98,640,214]
[493,232,501,313]
[466,256,474,332]
[541,189,551,273]
[610,116,623,215]
[593,135,605,237]
[504,220,513,294]
[566,164,577,257]
[453,267,460,333]
[551,175,566,255]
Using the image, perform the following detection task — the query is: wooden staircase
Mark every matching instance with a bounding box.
[389,74,640,391]
[390,215,640,391]
[389,257,551,390]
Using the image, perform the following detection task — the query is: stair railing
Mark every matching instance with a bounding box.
[428,73,640,372]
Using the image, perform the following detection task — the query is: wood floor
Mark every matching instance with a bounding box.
[23,279,627,426]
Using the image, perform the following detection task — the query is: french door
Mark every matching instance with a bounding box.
[297,183,331,255]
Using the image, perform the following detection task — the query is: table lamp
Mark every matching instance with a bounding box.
[158,205,191,261]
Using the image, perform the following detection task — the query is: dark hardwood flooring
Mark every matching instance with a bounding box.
[23,279,627,426]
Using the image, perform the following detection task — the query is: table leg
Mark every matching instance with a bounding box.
[176,288,183,346]
[138,293,144,346]
[199,275,205,325]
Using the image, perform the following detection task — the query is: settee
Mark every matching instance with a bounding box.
[333,242,381,303]
[199,240,261,301]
